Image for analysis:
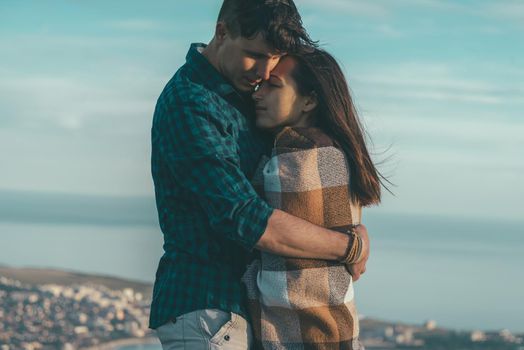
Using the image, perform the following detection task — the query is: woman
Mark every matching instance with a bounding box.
[242,49,385,349]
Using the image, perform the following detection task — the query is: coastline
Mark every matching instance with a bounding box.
[82,337,160,350]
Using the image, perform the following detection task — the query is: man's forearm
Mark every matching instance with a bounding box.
[255,209,350,260]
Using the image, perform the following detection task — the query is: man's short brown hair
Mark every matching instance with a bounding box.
[217,0,317,53]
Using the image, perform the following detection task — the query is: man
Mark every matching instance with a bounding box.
[150,0,370,348]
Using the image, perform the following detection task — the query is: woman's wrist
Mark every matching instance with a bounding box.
[340,229,363,264]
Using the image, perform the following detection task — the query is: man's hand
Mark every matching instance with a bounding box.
[346,224,370,282]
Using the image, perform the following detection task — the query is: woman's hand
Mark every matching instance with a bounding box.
[346,224,370,282]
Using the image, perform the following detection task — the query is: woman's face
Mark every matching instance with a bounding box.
[252,56,314,132]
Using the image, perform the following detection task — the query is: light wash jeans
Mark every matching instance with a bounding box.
[156,309,253,350]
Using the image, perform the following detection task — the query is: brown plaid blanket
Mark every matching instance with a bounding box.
[242,127,363,350]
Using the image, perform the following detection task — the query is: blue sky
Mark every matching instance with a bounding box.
[1,0,523,222]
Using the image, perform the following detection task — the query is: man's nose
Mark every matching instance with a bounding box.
[257,60,272,81]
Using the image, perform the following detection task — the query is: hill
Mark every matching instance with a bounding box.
[0,265,153,296]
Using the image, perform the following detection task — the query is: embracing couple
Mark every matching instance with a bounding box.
[150,0,385,349]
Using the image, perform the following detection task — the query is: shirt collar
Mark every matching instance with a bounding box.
[186,43,238,98]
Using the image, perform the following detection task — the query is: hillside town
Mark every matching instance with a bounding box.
[0,275,153,349]
[360,318,524,349]
[0,271,523,350]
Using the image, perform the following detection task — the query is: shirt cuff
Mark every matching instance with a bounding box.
[235,198,274,251]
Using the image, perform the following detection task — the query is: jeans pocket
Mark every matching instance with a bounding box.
[199,309,236,345]
[156,311,197,344]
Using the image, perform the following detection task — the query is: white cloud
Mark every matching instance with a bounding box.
[390,90,501,104]
[0,34,178,55]
[375,24,404,38]
[105,19,170,31]
[367,114,524,222]
[481,1,524,25]
[300,0,389,17]
[377,158,523,221]
[393,0,462,10]
[365,110,523,158]
[351,62,524,106]
[300,0,463,17]
[377,115,524,153]
[0,32,188,133]
[0,73,160,134]
[0,129,153,197]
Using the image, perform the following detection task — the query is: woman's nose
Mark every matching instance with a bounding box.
[252,86,263,101]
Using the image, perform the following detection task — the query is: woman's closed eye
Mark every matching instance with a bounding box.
[257,81,280,90]
[268,77,283,88]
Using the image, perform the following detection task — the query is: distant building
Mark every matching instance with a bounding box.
[499,329,521,343]
[395,328,413,344]
[74,326,89,335]
[384,326,394,339]
[424,319,437,330]
[471,330,486,342]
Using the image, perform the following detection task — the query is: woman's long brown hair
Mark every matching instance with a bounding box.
[291,49,389,206]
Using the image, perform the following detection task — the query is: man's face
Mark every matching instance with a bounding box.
[215,29,284,92]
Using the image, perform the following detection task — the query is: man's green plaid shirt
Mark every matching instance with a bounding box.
[149,43,274,329]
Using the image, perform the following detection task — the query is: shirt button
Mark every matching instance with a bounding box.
[224,335,230,341]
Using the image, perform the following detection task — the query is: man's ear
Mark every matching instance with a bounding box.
[303,91,318,113]
[215,22,228,45]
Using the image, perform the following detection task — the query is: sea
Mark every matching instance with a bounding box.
[1,210,523,342]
